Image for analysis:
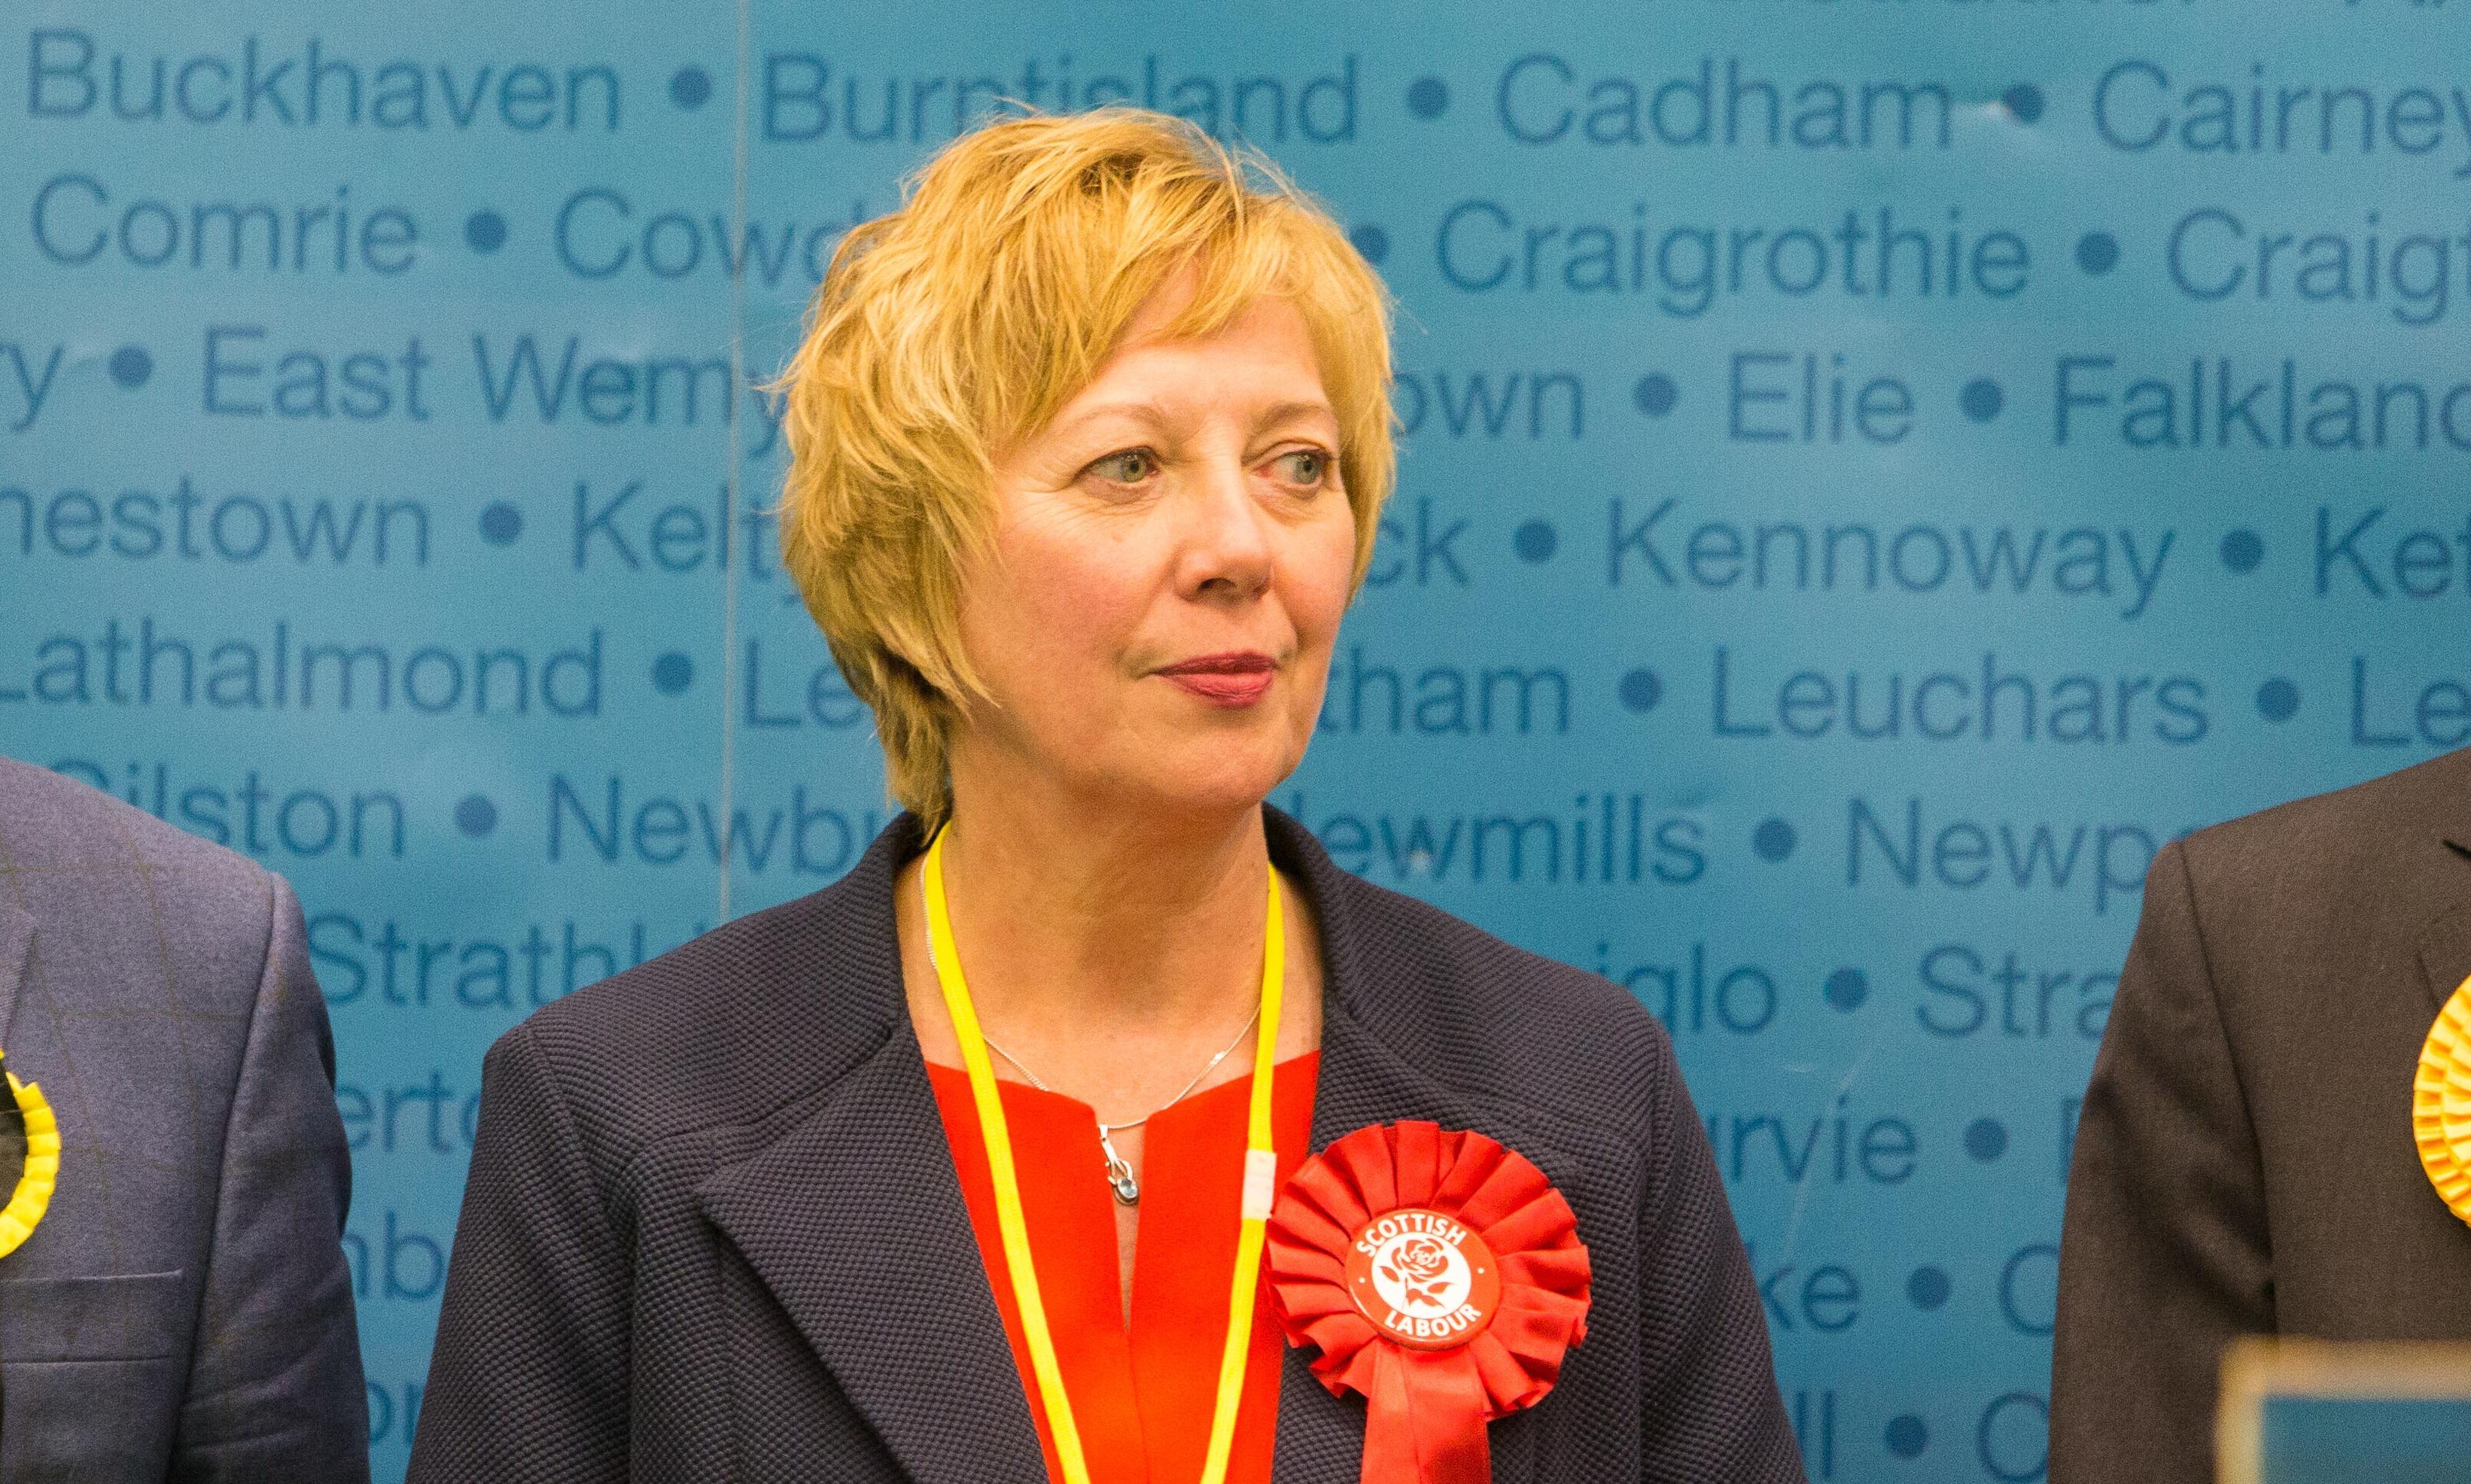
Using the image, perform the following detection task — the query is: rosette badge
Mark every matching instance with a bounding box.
[1265,1121,1590,1484]
[2414,973,2471,1224]
[0,1047,62,1258]
[1346,1210,1501,1349]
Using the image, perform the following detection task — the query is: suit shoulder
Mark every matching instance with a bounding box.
[493,880,897,1157]
[1320,870,1675,1140]
[0,758,288,1011]
[2168,747,2471,972]
[1,756,277,891]
[2179,747,2471,886]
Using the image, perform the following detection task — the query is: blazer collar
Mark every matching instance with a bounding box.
[696,804,1542,1484]
[2423,790,2471,1012]
[698,1018,1050,1484]
[695,812,1042,1484]
[0,899,32,1053]
[2423,872,2471,1016]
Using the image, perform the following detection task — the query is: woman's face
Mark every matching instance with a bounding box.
[950,269,1358,820]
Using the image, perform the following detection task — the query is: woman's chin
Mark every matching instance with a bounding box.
[1086,753,1298,819]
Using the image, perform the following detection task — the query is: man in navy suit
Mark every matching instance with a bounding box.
[0,757,367,1481]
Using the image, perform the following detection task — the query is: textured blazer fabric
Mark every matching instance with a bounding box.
[0,758,369,1483]
[408,804,1806,1484]
[2051,745,2471,1484]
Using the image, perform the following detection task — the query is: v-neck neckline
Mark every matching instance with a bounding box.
[923,1051,1321,1484]
[921,1050,1325,1319]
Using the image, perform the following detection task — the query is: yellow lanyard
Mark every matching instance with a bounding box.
[922,823,1284,1484]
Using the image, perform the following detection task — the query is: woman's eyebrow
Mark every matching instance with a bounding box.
[1255,398,1338,430]
[1056,399,1176,434]
[1054,396,1335,439]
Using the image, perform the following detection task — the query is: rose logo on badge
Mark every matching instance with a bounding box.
[1345,1209,1502,1349]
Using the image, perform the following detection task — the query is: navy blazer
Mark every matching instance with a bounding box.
[409,806,1802,1483]
[0,759,367,1482]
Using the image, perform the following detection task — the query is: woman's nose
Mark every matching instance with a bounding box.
[1176,456,1276,599]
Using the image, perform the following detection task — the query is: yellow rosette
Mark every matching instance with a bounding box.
[2413,975,2471,1224]
[0,1048,60,1258]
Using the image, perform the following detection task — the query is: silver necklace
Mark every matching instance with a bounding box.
[923,926,1262,1206]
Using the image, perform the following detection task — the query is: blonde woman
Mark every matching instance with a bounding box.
[409,108,1800,1484]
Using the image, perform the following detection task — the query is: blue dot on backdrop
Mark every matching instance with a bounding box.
[2073,231,2120,278]
[2,4,2461,1479]
[476,500,524,546]
[1960,377,2006,424]
[1825,966,1870,1014]
[106,342,151,387]
[2220,528,2266,575]
[1966,1118,2013,1165]
[1888,1414,1932,1461]
[1633,371,1680,418]
[1754,817,1798,863]
[1512,518,1558,563]
[462,209,509,254]
[652,650,695,695]
[1618,666,1663,714]
[452,794,498,839]
[669,65,713,111]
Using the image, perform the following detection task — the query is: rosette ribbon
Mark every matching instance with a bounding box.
[1264,1121,1590,1484]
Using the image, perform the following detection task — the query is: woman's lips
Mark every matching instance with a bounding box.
[1156,653,1275,707]
[1161,671,1275,706]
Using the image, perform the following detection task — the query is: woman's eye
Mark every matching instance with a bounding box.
[1274,449,1329,486]
[1088,449,1155,484]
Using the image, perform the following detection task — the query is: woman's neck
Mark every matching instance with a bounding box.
[927,767,1274,1043]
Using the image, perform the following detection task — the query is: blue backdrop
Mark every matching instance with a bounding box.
[5,3,2465,1478]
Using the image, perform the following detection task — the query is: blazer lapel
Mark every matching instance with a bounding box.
[2426,903,2471,1015]
[696,1023,1048,1484]
[1266,807,1550,1484]
[0,899,32,1053]
[0,899,28,1277]
[2420,831,2471,1014]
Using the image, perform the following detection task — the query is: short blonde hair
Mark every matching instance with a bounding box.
[772,107,1397,832]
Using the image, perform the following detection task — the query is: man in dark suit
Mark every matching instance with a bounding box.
[0,758,368,1481]
[2052,746,2471,1482]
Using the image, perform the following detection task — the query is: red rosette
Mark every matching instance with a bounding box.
[1264,1121,1591,1484]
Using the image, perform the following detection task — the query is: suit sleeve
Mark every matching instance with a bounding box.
[171,872,372,1484]
[2050,838,2272,1484]
[1634,1024,1808,1484]
[406,1019,631,1482]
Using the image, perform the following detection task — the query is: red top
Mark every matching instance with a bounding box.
[927,1052,1322,1484]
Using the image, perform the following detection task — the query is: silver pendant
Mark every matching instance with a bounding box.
[1097,1124,1140,1206]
